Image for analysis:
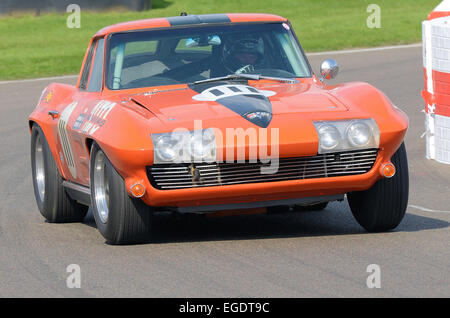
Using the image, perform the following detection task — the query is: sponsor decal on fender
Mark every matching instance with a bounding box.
[45,90,53,103]
[39,89,53,104]
[77,100,116,136]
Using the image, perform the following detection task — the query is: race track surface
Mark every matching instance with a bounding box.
[0,45,448,297]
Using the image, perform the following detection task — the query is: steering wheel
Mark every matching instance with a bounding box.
[235,64,255,74]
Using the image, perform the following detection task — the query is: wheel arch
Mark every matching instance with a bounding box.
[85,137,95,155]
[30,121,69,181]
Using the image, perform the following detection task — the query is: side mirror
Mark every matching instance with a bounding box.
[320,59,339,81]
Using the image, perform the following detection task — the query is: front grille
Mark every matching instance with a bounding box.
[148,149,378,190]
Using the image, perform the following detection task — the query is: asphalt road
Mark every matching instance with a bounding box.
[0,45,449,297]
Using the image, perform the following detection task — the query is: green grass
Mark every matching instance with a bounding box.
[0,0,440,80]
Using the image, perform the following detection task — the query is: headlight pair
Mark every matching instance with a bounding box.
[313,119,380,154]
[151,129,216,164]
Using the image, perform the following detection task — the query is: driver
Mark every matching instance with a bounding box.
[222,34,264,74]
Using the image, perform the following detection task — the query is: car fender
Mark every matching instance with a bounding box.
[327,81,409,160]
[29,83,77,180]
[85,101,158,190]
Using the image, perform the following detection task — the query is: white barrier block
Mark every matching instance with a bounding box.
[424,1,450,164]
[434,114,450,163]
[435,113,450,126]
[425,113,436,160]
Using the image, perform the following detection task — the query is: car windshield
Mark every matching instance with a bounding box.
[106,22,312,90]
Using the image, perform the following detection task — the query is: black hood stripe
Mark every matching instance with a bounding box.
[189,81,274,128]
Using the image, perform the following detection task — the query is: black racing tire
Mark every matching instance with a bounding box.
[347,142,409,232]
[90,143,152,245]
[30,124,88,223]
[293,202,328,212]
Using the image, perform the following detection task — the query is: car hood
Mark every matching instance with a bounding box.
[129,81,348,128]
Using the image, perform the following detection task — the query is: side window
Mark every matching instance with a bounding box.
[87,38,104,92]
[175,39,212,53]
[79,39,97,90]
[109,40,158,89]
[124,40,158,56]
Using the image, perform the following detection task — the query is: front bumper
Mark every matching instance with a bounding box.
[175,194,344,213]
[136,147,389,209]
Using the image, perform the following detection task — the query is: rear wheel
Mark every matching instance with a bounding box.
[347,143,409,232]
[90,143,152,244]
[30,124,88,222]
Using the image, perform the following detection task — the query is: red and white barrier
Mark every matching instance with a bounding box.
[423,0,450,164]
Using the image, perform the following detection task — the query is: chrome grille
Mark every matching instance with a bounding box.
[148,149,378,190]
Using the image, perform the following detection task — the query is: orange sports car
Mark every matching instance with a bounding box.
[29,13,409,244]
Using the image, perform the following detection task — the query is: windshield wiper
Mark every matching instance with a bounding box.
[192,73,299,85]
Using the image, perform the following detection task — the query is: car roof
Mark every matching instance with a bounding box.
[95,13,287,36]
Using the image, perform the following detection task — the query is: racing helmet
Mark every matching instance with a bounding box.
[222,34,264,73]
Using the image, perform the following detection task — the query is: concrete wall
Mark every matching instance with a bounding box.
[0,0,152,14]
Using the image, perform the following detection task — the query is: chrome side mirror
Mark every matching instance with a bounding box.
[320,59,339,81]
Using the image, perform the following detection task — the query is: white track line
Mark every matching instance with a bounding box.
[0,74,78,85]
[0,43,422,85]
[409,204,450,214]
[307,43,422,56]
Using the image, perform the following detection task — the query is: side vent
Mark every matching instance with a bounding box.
[57,102,78,178]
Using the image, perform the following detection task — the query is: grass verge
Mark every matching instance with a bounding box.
[0,0,440,80]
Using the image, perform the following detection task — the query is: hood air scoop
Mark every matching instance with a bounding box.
[190,83,276,128]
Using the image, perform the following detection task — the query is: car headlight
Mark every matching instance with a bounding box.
[314,119,379,154]
[188,129,216,161]
[317,124,341,150]
[154,134,179,162]
[152,129,216,163]
[346,121,371,147]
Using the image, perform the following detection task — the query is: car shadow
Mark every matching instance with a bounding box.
[81,201,449,245]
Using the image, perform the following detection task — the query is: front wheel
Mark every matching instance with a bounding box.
[347,143,409,232]
[90,143,152,244]
[31,124,88,222]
